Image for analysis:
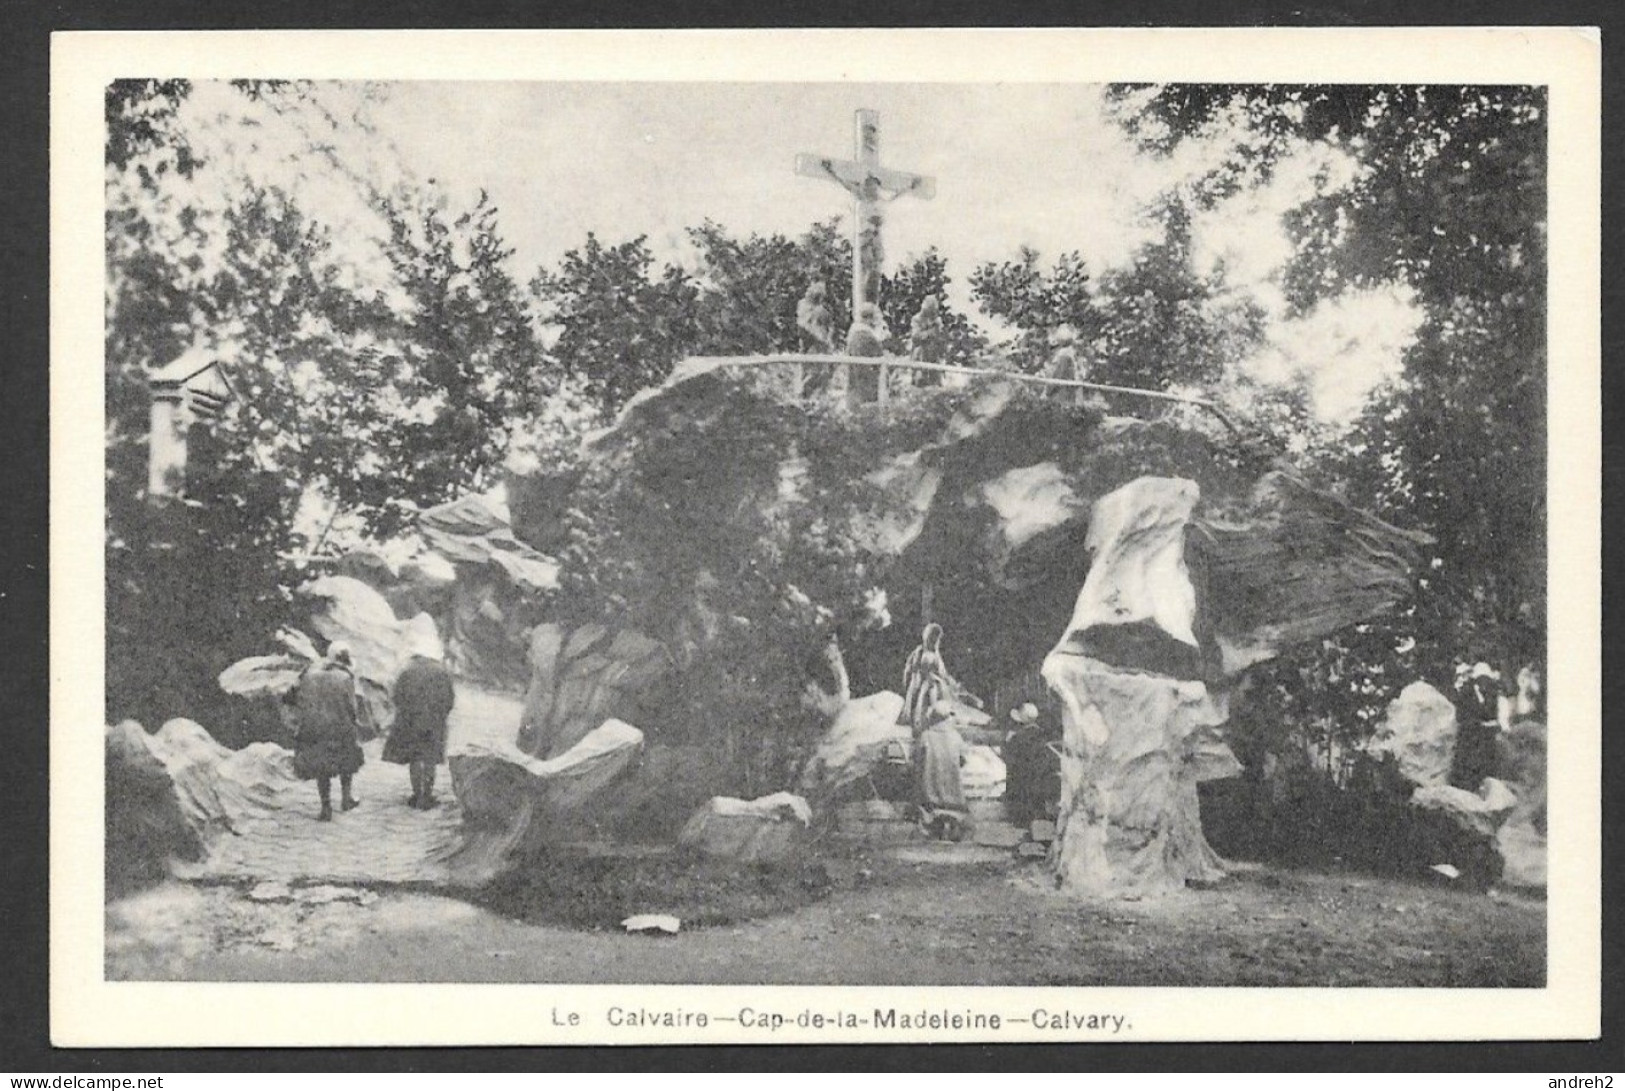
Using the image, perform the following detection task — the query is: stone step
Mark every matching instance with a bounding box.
[970,821,1025,848]
[968,799,1009,824]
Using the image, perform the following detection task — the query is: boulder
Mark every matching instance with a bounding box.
[1368,681,1458,789]
[517,623,669,760]
[1189,472,1433,676]
[217,654,306,700]
[1051,476,1204,679]
[304,577,445,671]
[1496,813,1547,889]
[1042,654,1234,894]
[1411,777,1519,839]
[106,720,203,893]
[148,718,237,840]
[1494,719,1547,888]
[798,690,909,799]
[443,718,644,882]
[678,792,813,864]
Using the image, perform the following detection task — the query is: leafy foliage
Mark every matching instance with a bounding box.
[1114,85,1547,787]
[104,81,566,725]
[969,198,1266,386]
[530,234,700,416]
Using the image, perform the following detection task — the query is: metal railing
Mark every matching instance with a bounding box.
[682,353,1248,437]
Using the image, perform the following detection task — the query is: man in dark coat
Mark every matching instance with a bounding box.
[287,644,365,821]
[1003,702,1062,826]
[385,651,456,809]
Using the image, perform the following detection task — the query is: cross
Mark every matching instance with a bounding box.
[796,109,935,332]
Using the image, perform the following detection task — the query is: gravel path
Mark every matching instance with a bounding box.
[173,686,522,886]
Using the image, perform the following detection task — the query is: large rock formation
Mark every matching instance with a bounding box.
[516,623,670,760]
[430,362,1427,884]
[442,718,645,882]
[1368,681,1459,788]
[104,718,305,893]
[1042,474,1427,894]
[1042,478,1236,894]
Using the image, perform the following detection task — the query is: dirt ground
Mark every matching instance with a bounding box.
[106,850,1545,987]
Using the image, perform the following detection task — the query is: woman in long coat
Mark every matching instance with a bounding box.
[287,644,365,821]
[384,651,456,809]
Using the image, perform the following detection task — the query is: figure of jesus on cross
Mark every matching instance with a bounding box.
[796,109,935,344]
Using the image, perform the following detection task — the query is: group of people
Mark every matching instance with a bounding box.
[282,638,457,821]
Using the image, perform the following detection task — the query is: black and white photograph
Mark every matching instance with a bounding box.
[50,28,1601,1046]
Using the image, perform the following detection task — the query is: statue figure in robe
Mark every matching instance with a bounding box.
[1045,325,1083,381]
[907,296,946,389]
[796,279,834,353]
[844,302,887,357]
[908,296,946,363]
[844,302,887,402]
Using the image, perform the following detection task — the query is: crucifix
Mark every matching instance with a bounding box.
[796,109,936,338]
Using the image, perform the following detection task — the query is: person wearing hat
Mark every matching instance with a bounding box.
[384,632,457,810]
[286,642,365,821]
[1003,701,1063,827]
[1452,661,1503,789]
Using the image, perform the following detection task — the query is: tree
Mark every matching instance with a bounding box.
[878,248,987,365]
[104,81,560,729]
[1099,85,1548,836]
[967,246,1095,373]
[1116,85,1547,701]
[530,233,699,415]
[969,198,1265,388]
[684,219,851,356]
[363,189,550,536]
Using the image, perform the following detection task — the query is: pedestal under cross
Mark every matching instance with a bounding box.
[796,109,935,333]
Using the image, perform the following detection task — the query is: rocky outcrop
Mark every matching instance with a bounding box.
[105,719,306,893]
[516,623,670,760]
[442,718,645,882]
[678,792,813,863]
[106,720,204,893]
[1042,474,1420,895]
[1041,478,1239,894]
[1368,682,1458,789]
[438,365,1427,887]
[1189,473,1434,676]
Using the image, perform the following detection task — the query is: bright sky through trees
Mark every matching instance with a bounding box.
[171,79,1416,424]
